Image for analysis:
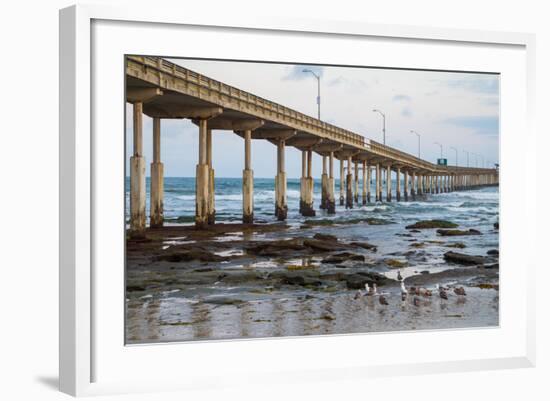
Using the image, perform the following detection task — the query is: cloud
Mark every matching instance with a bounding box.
[443,115,499,136]
[393,94,411,102]
[282,65,324,80]
[445,76,499,95]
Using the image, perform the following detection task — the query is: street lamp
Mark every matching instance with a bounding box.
[302,69,321,120]
[410,130,420,158]
[372,109,386,145]
[463,150,470,167]
[450,147,458,168]
[434,142,443,159]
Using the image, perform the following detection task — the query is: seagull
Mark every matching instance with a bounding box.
[397,270,403,281]
[400,281,408,301]
[379,294,389,305]
[454,287,467,296]
[437,284,448,300]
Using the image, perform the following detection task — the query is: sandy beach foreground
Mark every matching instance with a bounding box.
[125,217,499,344]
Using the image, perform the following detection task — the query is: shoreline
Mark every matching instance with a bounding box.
[126,215,499,343]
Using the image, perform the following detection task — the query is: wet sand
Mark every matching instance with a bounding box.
[125,220,499,344]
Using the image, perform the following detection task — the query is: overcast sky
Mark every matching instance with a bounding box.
[126,58,499,178]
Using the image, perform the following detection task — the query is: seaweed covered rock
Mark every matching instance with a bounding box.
[437,228,482,236]
[443,251,488,265]
[406,220,458,229]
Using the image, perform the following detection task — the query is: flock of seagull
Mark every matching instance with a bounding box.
[353,269,467,306]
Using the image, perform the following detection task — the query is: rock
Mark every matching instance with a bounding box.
[420,270,430,274]
[385,259,408,268]
[365,218,394,225]
[445,242,466,249]
[156,249,227,263]
[494,222,499,229]
[443,251,488,265]
[350,241,378,252]
[410,229,421,233]
[406,220,459,229]
[437,229,482,236]
[313,233,338,242]
[322,252,365,264]
[483,263,499,269]
[246,238,306,256]
[303,239,348,252]
[410,242,425,248]
[487,249,499,256]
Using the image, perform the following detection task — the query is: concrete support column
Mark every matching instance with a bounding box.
[339,158,345,206]
[275,139,287,221]
[327,152,335,214]
[206,128,215,224]
[375,163,381,202]
[410,171,416,200]
[362,160,367,205]
[354,161,359,204]
[346,156,353,208]
[320,155,328,210]
[150,117,164,228]
[386,165,392,202]
[242,129,254,224]
[404,170,409,201]
[366,164,372,203]
[417,173,422,195]
[300,150,315,216]
[396,167,401,201]
[195,119,210,228]
[130,102,146,234]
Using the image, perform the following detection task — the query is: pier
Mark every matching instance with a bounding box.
[126,56,499,234]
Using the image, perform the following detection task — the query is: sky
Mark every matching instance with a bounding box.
[125,58,499,179]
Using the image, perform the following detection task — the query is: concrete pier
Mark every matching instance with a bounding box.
[206,128,215,224]
[354,161,359,204]
[346,156,353,209]
[130,102,146,234]
[327,152,336,214]
[362,160,367,205]
[150,117,164,228]
[339,159,345,206]
[275,138,287,220]
[396,167,401,201]
[403,170,409,202]
[195,119,210,228]
[410,171,416,200]
[300,150,315,216]
[386,165,392,202]
[242,129,254,223]
[320,155,328,210]
[126,56,500,230]
[366,163,372,203]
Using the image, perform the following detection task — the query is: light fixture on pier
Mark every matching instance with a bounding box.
[373,109,386,145]
[302,69,321,120]
[410,130,420,158]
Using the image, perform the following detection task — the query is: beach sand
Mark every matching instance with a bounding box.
[125,220,499,344]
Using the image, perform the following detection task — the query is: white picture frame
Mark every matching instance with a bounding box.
[59,4,536,397]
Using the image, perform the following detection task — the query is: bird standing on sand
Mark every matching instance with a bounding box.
[379,295,389,305]
[397,270,403,282]
[437,284,448,300]
[372,283,378,296]
[454,287,467,296]
[400,281,408,301]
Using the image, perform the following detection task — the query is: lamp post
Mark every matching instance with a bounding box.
[410,130,420,158]
[434,142,443,159]
[372,109,386,145]
[302,69,321,120]
[463,150,470,167]
[450,146,458,168]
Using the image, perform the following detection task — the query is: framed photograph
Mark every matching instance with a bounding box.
[60,4,536,396]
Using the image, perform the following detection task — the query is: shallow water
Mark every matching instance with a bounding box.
[125,179,499,343]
